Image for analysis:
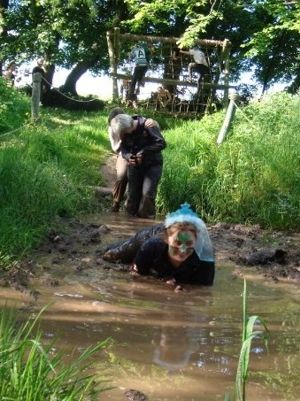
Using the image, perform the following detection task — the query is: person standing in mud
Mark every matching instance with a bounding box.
[107,108,160,213]
[110,113,166,218]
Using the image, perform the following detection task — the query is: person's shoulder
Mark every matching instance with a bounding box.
[32,66,44,74]
[140,237,165,252]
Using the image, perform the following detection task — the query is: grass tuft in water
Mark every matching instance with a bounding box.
[0,306,112,401]
[225,279,269,401]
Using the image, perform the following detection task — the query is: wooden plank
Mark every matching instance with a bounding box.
[118,32,227,48]
[113,73,236,90]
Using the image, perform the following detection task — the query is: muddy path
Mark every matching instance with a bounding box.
[2,154,300,293]
[1,155,300,401]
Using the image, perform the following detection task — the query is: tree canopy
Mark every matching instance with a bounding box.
[0,0,299,95]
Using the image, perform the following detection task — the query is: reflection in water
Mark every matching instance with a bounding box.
[153,327,198,372]
[0,213,300,401]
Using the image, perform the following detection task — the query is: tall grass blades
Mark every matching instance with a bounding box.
[158,93,300,229]
[0,307,111,401]
[0,109,109,264]
[234,280,269,401]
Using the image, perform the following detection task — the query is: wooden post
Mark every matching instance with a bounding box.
[106,30,119,100]
[222,39,231,105]
[31,72,41,121]
[216,93,238,145]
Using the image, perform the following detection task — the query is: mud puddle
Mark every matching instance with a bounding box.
[1,213,300,401]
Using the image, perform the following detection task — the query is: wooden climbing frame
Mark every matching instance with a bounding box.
[106,28,233,113]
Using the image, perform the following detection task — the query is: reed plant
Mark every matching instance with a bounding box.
[0,307,111,401]
[225,280,269,401]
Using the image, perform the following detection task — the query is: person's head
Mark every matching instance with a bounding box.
[37,57,45,66]
[108,107,125,125]
[165,222,197,263]
[7,61,16,71]
[164,203,209,264]
[195,46,203,53]
[110,114,135,141]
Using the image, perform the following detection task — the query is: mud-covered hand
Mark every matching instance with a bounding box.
[128,155,137,165]
[145,118,160,129]
[135,151,143,165]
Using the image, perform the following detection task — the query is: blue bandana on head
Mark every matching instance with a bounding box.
[164,203,214,262]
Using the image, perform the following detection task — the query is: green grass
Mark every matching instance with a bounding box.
[158,93,300,229]
[0,307,111,401]
[0,85,110,264]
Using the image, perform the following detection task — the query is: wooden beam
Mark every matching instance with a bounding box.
[118,32,228,48]
[113,73,236,90]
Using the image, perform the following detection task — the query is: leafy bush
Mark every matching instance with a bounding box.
[0,78,29,135]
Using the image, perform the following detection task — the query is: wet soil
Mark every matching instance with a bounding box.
[2,155,300,293]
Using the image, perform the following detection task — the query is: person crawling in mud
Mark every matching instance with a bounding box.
[103,203,215,291]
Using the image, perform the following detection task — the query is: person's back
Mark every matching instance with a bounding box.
[131,44,149,67]
[128,42,150,103]
[189,48,208,66]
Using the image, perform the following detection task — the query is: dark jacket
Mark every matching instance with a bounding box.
[134,238,215,286]
[120,116,166,166]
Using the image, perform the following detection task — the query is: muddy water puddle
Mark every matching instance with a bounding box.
[1,213,300,401]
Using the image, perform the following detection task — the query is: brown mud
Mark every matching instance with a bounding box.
[1,154,300,293]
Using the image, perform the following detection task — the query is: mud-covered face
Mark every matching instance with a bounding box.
[167,229,197,263]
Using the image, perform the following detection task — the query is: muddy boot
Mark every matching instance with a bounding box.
[137,196,155,219]
[111,202,120,213]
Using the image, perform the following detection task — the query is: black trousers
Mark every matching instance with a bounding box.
[126,163,163,218]
[188,63,209,82]
[129,66,148,96]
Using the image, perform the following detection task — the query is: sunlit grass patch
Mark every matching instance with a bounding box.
[0,307,111,401]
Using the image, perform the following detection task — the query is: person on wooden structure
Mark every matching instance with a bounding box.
[120,78,131,104]
[127,42,150,102]
[108,108,159,213]
[180,46,209,86]
[110,113,166,218]
[155,85,172,109]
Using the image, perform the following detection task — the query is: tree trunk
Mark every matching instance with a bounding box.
[288,71,300,94]
[44,64,55,92]
[61,59,97,95]
[0,0,9,75]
